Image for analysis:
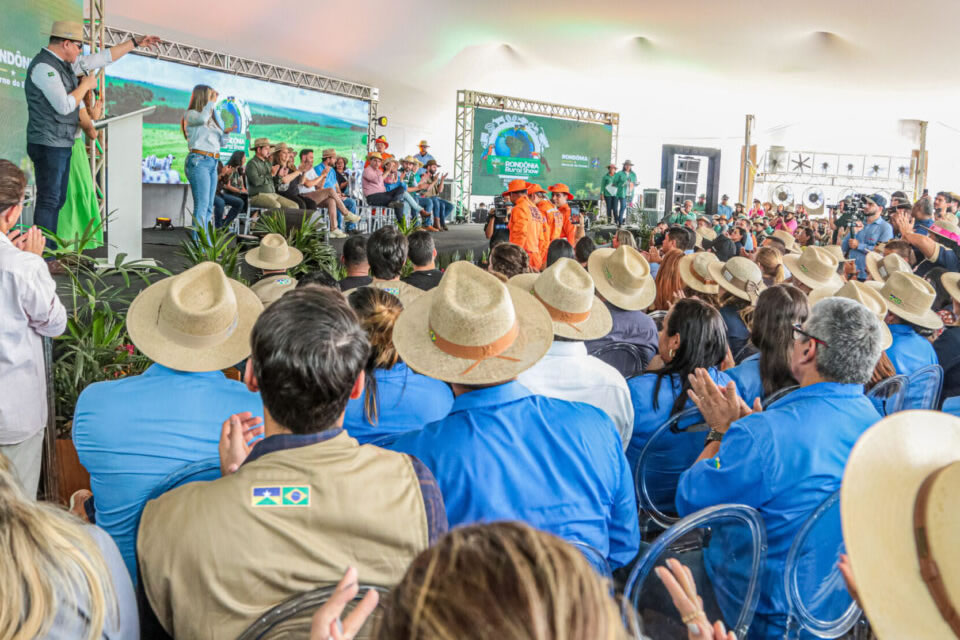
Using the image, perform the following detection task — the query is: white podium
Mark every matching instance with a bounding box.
[94,106,155,264]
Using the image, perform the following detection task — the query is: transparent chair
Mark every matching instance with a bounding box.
[783,489,862,639]
[865,374,908,416]
[762,384,799,407]
[236,584,390,640]
[622,504,767,640]
[634,406,710,532]
[590,342,648,379]
[570,540,613,582]
[648,310,668,331]
[902,364,943,411]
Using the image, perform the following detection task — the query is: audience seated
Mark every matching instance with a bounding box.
[383,158,426,224]
[726,284,808,406]
[514,258,634,449]
[935,272,960,399]
[362,152,405,224]
[678,297,884,638]
[418,160,453,231]
[73,262,264,582]
[755,246,786,286]
[388,262,639,569]
[546,237,575,267]
[487,241,532,281]
[584,246,659,372]
[344,226,422,303]
[677,251,720,306]
[783,245,842,295]
[575,235,597,267]
[296,268,340,290]
[0,452,138,639]
[244,233,302,307]
[710,256,763,362]
[339,234,373,290]
[343,287,453,444]
[297,148,359,239]
[137,286,446,639]
[401,230,443,291]
[652,247,685,311]
[879,271,941,377]
[245,138,299,213]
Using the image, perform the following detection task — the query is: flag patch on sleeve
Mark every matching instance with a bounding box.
[251,485,310,507]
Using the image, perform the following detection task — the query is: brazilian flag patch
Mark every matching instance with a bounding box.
[251,485,310,507]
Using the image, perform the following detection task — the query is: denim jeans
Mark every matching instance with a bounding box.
[604,195,619,225]
[617,197,629,225]
[430,197,453,227]
[26,143,73,251]
[185,153,218,230]
[214,192,244,228]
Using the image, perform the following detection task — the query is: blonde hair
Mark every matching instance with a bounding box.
[376,522,635,640]
[0,455,117,640]
[347,287,403,425]
[756,247,786,284]
[612,230,637,250]
[186,84,215,113]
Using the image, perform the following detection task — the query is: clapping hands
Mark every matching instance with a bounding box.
[686,368,759,433]
[8,226,45,256]
[218,412,264,474]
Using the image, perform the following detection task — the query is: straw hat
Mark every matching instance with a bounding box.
[366,151,383,161]
[253,138,272,149]
[772,229,801,254]
[244,233,303,270]
[251,275,297,308]
[695,226,718,248]
[343,280,424,306]
[865,251,911,282]
[402,155,422,167]
[879,271,944,330]
[321,148,337,160]
[392,262,553,384]
[707,256,765,302]
[808,281,893,349]
[930,218,960,248]
[783,246,844,290]
[841,411,960,640]
[822,245,845,264]
[418,140,429,147]
[508,258,612,340]
[126,262,263,372]
[587,246,656,311]
[678,252,720,294]
[943,271,960,303]
[51,21,84,40]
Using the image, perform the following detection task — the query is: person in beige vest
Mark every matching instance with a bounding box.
[137,286,446,640]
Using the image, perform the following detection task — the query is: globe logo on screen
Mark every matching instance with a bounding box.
[217,96,251,135]
[494,125,537,158]
[480,117,547,160]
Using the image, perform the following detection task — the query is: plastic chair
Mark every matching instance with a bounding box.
[622,504,767,640]
[762,384,799,408]
[648,309,668,330]
[865,374,908,416]
[634,406,710,531]
[590,342,648,379]
[570,540,613,581]
[901,364,943,411]
[236,584,390,640]
[783,489,862,639]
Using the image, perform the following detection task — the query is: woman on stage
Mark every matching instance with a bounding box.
[183,85,234,231]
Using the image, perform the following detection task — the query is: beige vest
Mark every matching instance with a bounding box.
[138,432,429,639]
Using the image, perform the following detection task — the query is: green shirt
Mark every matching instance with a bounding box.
[600,173,617,198]
[246,156,277,197]
[613,170,637,198]
[693,202,706,212]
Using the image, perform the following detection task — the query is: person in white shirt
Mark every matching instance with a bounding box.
[0,160,67,497]
[297,148,360,239]
[513,258,634,449]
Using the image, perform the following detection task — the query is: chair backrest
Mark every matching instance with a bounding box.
[865,374,909,416]
[902,364,944,411]
[635,406,710,531]
[648,309,668,331]
[590,341,647,379]
[570,540,613,582]
[236,584,390,640]
[622,504,767,640]
[783,489,862,638]
[762,384,799,407]
[146,456,221,503]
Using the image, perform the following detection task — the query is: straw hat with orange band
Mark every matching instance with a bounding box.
[509,258,612,340]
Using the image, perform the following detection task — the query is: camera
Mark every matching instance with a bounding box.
[829,194,866,228]
[492,195,510,222]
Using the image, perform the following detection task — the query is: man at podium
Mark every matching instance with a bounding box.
[24,20,158,272]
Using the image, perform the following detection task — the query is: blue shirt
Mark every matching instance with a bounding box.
[343,362,454,444]
[916,244,960,278]
[585,300,659,375]
[842,217,893,280]
[719,304,751,362]
[934,326,960,399]
[414,151,434,176]
[73,364,263,582]
[886,323,939,410]
[717,204,733,218]
[312,164,339,190]
[676,383,880,638]
[726,353,763,407]
[914,217,933,236]
[388,382,640,568]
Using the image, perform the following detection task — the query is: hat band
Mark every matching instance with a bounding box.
[533,292,591,333]
[913,462,960,638]
[690,268,717,287]
[157,306,240,349]
[429,321,521,374]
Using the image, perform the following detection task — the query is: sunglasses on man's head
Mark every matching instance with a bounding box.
[793,323,829,348]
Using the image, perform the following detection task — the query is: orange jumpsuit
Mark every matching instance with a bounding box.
[557,204,578,246]
[536,199,564,243]
[508,196,544,270]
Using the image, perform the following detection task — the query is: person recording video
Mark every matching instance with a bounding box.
[841,194,894,281]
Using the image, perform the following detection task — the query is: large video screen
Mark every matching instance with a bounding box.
[0,0,82,184]
[470,107,613,200]
[104,55,370,183]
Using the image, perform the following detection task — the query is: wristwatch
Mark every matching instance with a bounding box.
[706,429,725,444]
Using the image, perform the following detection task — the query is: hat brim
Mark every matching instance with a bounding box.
[807,285,893,349]
[841,411,960,640]
[127,278,262,373]
[508,273,613,340]
[587,249,656,311]
[782,253,844,291]
[678,254,719,295]
[882,295,944,330]
[392,284,553,385]
[244,246,304,270]
[943,272,960,303]
[864,252,887,282]
[706,260,752,301]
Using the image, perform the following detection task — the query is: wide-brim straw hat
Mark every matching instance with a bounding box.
[51,21,84,40]
[402,155,422,167]
[841,411,960,640]
[707,256,765,302]
[251,274,298,308]
[321,148,337,159]
[393,262,552,385]
[366,151,384,161]
[127,262,263,372]
[822,245,845,264]
[943,271,960,304]
[508,258,612,340]
[783,246,844,290]
[253,138,272,149]
[808,281,893,349]
[930,219,960,249]
[879,271,944,330]
[244,233,303,270]
[772,229,801,254]
[678,252,720,294]
[695,226,718,248]
[865,251,911,282]
[587,246,656,311]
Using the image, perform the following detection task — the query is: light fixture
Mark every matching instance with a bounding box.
[376,116,388,127]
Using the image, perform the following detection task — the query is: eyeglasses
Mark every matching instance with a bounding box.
[793,323,829,348]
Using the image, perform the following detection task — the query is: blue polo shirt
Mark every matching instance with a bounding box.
[916,244,960,278]
[886,323,939,409]
[719,305,751,362]
[73,364,263,582]
[717,204,733,218]
[934,326,960,399]
[311,164,339,190]
[388,381,640,568]
[414,152,434,176]
[676,382,880,639]
[842,217,893,280]
[726,353,763,407]
[343,362,454,444]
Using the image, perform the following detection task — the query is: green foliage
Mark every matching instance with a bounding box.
[253,212,338,278]
[395,215,417,237]
[437,250,462,270]
[178,222,243,281]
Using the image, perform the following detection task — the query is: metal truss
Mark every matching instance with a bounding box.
[453,91,476,215]
[367,100,379,152]
[85,0,107,220]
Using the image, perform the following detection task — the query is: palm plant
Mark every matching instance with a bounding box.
[178,222,243,280]
[253,212,338,278]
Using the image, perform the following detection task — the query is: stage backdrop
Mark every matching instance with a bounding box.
[470,108,613,199]
[0,0,82,184]
[104,55,370,183]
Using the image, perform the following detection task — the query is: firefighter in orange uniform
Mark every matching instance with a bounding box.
[505,179,543,269]
[526,183,555,261]
[548,183,583,247]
